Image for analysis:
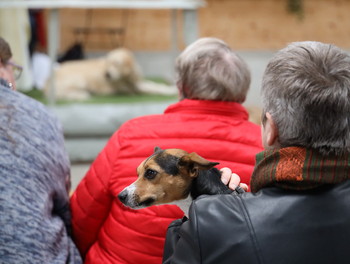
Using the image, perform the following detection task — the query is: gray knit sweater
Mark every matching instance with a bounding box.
[0,85,82,264]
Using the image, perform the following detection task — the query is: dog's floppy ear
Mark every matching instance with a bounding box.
[178,152,219,178]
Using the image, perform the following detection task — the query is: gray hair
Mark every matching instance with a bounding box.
[175,37,250,102]
[0,37,12,64]
[262,41,350,155]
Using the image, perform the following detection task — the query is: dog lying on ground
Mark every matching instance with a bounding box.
[44,48,177,101]
[118,147,244,210]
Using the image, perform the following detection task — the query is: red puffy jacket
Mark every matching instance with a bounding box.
[70,99,263,264]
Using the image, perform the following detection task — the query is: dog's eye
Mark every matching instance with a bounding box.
[144,169,157,180]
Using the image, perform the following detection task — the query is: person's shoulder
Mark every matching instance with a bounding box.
[191,193,243,214]
[0,87,45,110]
[190,190,267,215]
[186,193,252,232]
[121,113,167,128]
[0,87,60,127]
[108,113,165,142]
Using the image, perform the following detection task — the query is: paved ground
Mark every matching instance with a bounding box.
[70,163,90,191]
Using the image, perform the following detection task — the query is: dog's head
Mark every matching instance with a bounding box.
[105,48,141,82]
[118,147,219,209]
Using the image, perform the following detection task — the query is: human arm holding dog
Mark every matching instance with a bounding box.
[162,166,247,263]
[163,175,247,264]
[176,168,247,216]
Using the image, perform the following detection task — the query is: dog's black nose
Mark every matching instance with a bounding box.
[105,72,111,80]
[118,190,128,204]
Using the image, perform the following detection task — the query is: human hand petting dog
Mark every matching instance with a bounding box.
[220,167,249,192]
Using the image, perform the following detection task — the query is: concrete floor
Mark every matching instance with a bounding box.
[70,163,90,191]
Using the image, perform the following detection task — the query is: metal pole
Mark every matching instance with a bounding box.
[170,9,179,80]
[47,8,59,106]
[183,9,198,46]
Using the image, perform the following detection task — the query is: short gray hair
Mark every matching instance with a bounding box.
[262,41,350,155]
[0,37,12,64]
[175,37,250,102]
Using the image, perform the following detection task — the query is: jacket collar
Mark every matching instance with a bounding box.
[164,99,249,119]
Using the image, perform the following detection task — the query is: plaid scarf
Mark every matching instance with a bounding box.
[250,147,350,193]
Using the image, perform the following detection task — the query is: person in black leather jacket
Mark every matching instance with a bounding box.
[163,41,350,264]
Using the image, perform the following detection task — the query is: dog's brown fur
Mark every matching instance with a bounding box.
[118,147,219,209]
[44,48,141,101]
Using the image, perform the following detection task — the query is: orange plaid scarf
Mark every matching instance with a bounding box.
[250,147,350,193]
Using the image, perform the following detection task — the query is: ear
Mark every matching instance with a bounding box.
[178,152,219,178]
[154,146,162,153]
[263,112,279,148]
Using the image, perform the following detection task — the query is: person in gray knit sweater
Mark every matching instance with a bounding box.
[0,37,82,263]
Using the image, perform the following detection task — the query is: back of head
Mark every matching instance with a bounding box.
[175,37,250,102]
[0,37,12,64]
[262,41,350,155]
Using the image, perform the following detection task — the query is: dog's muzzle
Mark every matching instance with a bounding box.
[118,189,129,205]
[118,185,156,209]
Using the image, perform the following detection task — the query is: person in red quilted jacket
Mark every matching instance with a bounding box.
[70,37,263,264]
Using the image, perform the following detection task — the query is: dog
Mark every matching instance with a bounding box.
[44,48,177,101]
[118,147,244,210]
[44,48,141,101]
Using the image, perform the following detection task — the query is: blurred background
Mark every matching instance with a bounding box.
[1,0,349,189]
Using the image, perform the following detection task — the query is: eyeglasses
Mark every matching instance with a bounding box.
[7,61,23,80]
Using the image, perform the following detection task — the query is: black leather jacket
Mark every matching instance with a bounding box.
[163,180,350,264]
